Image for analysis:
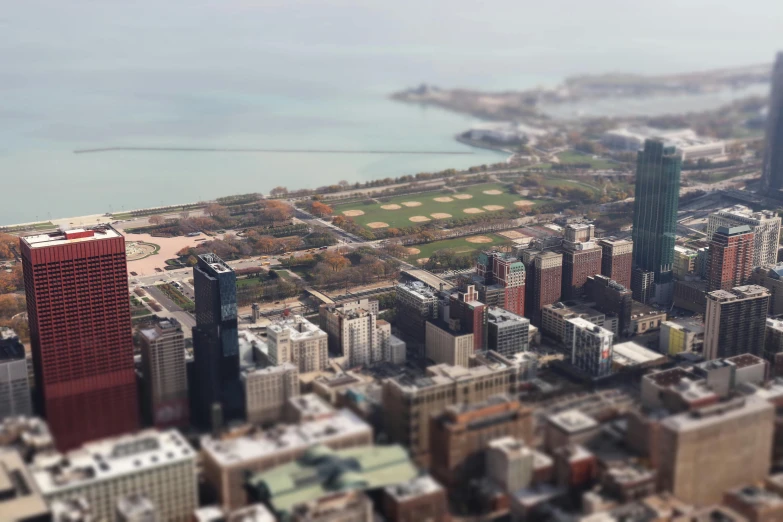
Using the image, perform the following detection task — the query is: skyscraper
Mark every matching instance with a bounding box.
[138,317,189,428]
[704,285,770,360]
[521,250,562,326]
[0,328,32,420]
[763,52,783,194]
[561,224,602,300]
[706,225,755,291]
[631,139,682,304]
[20,225,138,450]
[706,205,781,267]
[192,253,242,428]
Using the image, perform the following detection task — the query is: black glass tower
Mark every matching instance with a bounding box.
[192,253,242,428]
[631,139,681,304]
[763,52,783,194]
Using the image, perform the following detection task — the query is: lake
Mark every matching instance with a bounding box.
[2,0,781,224]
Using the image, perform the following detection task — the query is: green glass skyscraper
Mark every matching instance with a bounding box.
[631,139,681,304]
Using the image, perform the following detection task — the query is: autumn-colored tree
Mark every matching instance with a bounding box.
[148,215,164,225]
[0,233,17,260]
[321,251,350,272]
[186,255,199,266]
[205,203,229,219]
[255,236,280,254]
[176,247,191,257]
[310,201,333,217]
[270,186,288,197]
[0,266,23,294]
[332,215,346,227]
[259,200,293,223]
[0,294,25,319]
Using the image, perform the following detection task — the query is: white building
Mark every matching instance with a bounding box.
[706,205,782,267]
[601,126,726,161]
[30,429,198,522]
[486,436,534,492]
[267,315,328,373]
[320,299,405,367]
[0,328,32,420]
[564,317,613,378]
[242,363,299,425]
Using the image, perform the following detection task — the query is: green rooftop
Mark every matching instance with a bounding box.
[246,444,419,519]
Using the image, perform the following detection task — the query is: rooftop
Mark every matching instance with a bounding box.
[0,449,50,520]
[662,396,772,432]
[246,444,417,516]
[385,474,443,501]
[268,315,327,340]
[198,253,232,274]
[645,368,695,388]
[139,317,182,342]
[612,341,666,366]
[715,224,753,236]
[21,225,121,249]
[487,307,529,326]
[566,316,613,336]
[0,329,24,361]
[396,281,439,299]
[547,409,598,433]
[31,430,194,495]
[200,409,371,467]
[725,353,766,369]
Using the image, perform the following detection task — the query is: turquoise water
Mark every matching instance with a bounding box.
[2,0,782,224]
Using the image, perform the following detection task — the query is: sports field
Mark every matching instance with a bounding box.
[333,183,536,230]
[404,233,511,262]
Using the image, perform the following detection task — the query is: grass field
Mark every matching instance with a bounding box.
[332,183,536,230]
[556,150,618,169]
[404,233,511,261]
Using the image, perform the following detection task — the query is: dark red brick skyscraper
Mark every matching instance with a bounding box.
[598,238,633,289]
[707,225,755,292]
[21,225,138,450]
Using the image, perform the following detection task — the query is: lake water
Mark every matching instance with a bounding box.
[2,0,782,224]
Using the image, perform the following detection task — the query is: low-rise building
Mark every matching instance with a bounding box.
[545,410,600,452]
[0,448,50,522]
[611,341,666,371]
[486,436,535,493]
[30,430,197,522]
[382,475,448,522]
[201,409,373,509]
[630,302,666,335]
[290,490,374,522]
[541,302,606,342]
[659,318,705,356]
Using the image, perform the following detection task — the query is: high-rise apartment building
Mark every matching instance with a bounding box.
[707,205,782,267]
[267,315,329,373]
[487,307,530,357]
[763,52,783,194]
[30,429,198,522]
[20,225,138,450]
[765,318,783,368]
[707,225,755,291]
[476,251,526,316]
[242,362,299,425]
[521,250,563,326]
[658,396,774,506]
[704,285,770,360]
[192,253,242,428]
[429,395,533,488]
[562,245,602,300]
[598,238,633,289]
[138,317,189,428]
[382,363,517,466]
[0,328,32,421]
[395,282,438,346]
[320,299,401,367]
[750,264,783,315]
[585,274,633,337]
[564,317,614,378]
[631,139,681,304]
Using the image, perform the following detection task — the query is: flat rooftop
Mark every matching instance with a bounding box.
[547,409,598,433]
[612,341,665,366]
[396,281,438,299]
[200,409,371,467]
[662,396,772,432]
[726,353,765,369]
[385,474,443,501]
[21,225,121,249]
[268,315,326,340]
[31,430,195,495]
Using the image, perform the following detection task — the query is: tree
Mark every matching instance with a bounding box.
[0,294,25,319]
[186,255,199,266]
[0,233,17,259]
[259,200,293,223]
[321,251,350,272]
[179,211,190,220]
[148,215,164,225]
[176,247,191,257]
[270,186,288,197]
[0,266,23,293]
[205,203,229,219]
[310,201,333,217]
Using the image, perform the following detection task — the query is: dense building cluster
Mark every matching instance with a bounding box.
[3,52,783,522]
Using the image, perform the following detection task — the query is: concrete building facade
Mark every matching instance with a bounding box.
[425,320,473,368]
[704,285,770,360]
[138,318,189,429]
[564,317,614,378]
[242,363,299,425]
[707,205,782,267]
[487,307,530,357]
[395,282,438,346]
[0,328,32,421]
[267,315,329,373]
